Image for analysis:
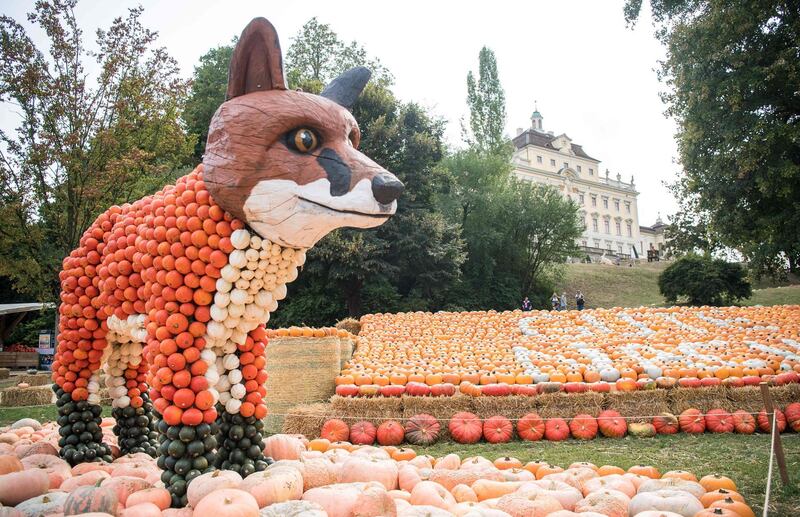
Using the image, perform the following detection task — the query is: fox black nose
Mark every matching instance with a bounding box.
[371,174,404,204]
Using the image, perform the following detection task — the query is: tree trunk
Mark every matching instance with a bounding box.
[344,278,363,317]
[0,312,27,348]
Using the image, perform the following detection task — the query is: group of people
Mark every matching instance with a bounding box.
[520,290,586,312]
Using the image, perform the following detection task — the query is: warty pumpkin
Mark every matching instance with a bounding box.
[62,484,119,516]
[404,414,441,445]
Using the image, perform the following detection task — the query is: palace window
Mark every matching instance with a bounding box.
[577,165,582,172]
[537,155,543,163]
[591,195,597,207]
[625,201,631,213]
[614,199,620,211]
[627,223,632,236]
[589,168,594,175]
[606,241,613,251]
[604,220,610,234]
[550,159,556,167]
[617,244,624,254]
[592,218,599,232]
[582,240,588,247]
[563,161,569,169]
[603,197,609,209]
[579,193,584,204]
[615,221,621,235]
[594,239,601,248]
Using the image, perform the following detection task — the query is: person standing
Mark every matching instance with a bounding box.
[575,290,585,311]
[560,292,567,311]
[551,292,559,311]
[522,297,532,311]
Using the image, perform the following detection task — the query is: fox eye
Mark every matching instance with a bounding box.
[287,128,319,153]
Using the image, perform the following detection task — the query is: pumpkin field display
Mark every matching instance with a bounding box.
[49,16,403,507]
[0,424,761,517]
[342,305,800,395]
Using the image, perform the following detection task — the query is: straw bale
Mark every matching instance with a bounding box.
[535,392,605,419]
[725,386,766,413]
[668,386,733,413]
[331,395,403,424]
[335,317,361,335]
[264,336,344,431]
[0,385,54,407]
[605,390,669,422]
[16,373,51,387]
[0,368,9,380]
[469,396,537,420]
[773,383,800,408]
[281,403,333,438]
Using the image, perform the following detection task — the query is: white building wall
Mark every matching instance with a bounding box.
[512,143,641,258]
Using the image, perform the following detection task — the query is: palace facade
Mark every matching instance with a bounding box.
[511,108,662,261]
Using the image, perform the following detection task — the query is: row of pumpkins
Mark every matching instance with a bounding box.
[0,418,754,517]
[265,327,355,340]
[317,403,800,446]
[344,306,800,392]
[334,370,800,398]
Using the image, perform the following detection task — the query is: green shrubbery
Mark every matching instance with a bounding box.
[658,255,752,306]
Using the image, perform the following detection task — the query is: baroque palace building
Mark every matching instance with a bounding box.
[511,107,665,261]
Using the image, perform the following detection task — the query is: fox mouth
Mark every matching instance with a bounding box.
[298,196,393,218]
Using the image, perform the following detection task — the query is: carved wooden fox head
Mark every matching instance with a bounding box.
[203,18,403,248]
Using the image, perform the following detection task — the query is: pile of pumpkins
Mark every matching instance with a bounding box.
[318,402,800,447]
[340,306,800,396]
[0,417,755,517]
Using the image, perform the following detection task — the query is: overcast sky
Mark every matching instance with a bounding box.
[2,0,679,225]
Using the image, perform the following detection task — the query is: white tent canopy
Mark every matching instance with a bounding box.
[0,303,54,316]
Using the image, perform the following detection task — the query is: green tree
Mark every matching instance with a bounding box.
[500,180,583,297]
[0,1,194,302]
[626,0,800,276]
[658,254,752,305]
[183,44,233,159]
[464,47,508,154]
[285,17,392,89]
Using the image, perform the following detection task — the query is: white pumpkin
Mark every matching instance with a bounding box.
[231,229,251,249]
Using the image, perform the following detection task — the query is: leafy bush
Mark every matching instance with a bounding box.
[658,254,752,305]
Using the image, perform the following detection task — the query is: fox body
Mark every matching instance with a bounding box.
[51,17,402,482]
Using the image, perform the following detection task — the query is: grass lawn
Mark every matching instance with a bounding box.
[562,262,800,309]
[747,284,800,306]
[416,433,800,516]
[562,262,668,309]
[0,405,111,426]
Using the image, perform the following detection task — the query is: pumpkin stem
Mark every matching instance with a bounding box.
[42,496,51,503]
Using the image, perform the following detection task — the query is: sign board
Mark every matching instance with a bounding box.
[37,330,54,355]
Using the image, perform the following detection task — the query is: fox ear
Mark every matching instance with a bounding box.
[227,17,286,100]
[321,67,371,110]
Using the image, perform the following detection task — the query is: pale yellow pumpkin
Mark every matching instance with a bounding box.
[238,466,303,508]
[186,470,243,508]
[410,481,457,511]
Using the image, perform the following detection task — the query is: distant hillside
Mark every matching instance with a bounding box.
[558,262,800,309]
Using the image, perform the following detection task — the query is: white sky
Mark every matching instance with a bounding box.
[1,0,679,225]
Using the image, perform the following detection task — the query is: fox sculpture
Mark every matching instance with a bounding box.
[51,17,403,506]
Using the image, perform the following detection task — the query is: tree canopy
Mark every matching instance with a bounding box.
[464,47,508,154]
[658,254,752,305]
[0,0,194,302]
[626,0,800,276]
